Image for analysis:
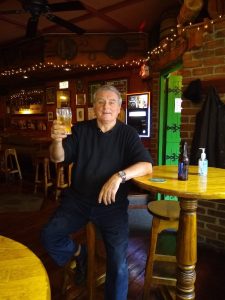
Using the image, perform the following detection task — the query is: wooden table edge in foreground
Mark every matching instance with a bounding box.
[0,235,51,300]
[132,165,225,300]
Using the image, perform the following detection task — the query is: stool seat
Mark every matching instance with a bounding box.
[148,200,180,220]
[143,200,180,300]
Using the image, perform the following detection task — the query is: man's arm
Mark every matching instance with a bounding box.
[98,161,152,205]
[49,120,67,163]
[122,161,152,181]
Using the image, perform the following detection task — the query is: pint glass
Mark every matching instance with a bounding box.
[56,107,72,135]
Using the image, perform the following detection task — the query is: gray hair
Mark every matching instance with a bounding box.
[93,85,122,105]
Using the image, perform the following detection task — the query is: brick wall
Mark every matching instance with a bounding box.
[182,19,225,251]
[151,17,225,251]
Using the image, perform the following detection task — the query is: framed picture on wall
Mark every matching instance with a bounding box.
[105,78,128,102]
[76,107,85,122]
[48,111,54,121]
[88,107,96,120]
[88,81,103,105]
[46,87,56,104]
[76,93,86,105]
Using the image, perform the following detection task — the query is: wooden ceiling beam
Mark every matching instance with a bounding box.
[42,0,144,34]
[0,15,26,29]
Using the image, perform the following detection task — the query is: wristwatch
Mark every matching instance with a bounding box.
[118,170,126,183]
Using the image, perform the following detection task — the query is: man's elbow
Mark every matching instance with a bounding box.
[145,162,153,174]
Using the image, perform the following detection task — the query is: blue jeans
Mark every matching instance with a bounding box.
[41,188,129,300]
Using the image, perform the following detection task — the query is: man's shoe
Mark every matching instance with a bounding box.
[74,244,87,284]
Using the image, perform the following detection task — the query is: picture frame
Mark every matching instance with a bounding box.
[48,111,54,122]
[88,107,96,120]
[88,81,103,105]
[76,107,85,122]
[105,78,128,102]
[76,93,86,105]
[46,87,56,104]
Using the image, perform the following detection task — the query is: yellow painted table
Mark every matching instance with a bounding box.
[0,235,51,300]
[133,165,225,300]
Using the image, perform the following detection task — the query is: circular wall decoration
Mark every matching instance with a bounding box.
[57,37,78,60]
[105,37,128,59]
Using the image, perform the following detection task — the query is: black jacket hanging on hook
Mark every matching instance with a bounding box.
[190,86,225,168]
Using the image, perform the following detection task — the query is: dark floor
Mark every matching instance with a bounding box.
[0,179,225,300]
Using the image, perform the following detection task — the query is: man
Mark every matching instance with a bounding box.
[41,85,153,300]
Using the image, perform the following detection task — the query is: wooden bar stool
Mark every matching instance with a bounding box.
[0,148,22,181]
[63,222,106,300]
[34,152,53,198]
[86,222,106,300]
[55,162,72,201]
[143,200,180,300]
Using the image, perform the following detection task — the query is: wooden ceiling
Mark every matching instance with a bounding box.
[0,0,181,46]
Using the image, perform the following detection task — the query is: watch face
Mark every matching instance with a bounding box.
[118,171,126,183]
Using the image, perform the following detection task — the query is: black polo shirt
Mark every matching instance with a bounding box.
[63,119,152,205]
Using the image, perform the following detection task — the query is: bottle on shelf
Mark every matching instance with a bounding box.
[178,140,189,181]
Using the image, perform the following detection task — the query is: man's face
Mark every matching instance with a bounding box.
[93,90,121,123]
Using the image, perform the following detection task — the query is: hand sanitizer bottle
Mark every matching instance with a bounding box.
[198,148,208,176]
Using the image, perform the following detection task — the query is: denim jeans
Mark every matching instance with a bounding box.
[41,188,129,300]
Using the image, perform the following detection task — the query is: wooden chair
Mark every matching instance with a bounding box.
[0,148,22,181]
[34,152,53,198]
[55,162,72,201]
[143,200,180,300]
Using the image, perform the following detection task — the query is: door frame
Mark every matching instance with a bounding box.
[158,62,182,165]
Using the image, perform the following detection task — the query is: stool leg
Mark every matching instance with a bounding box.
[55,164,64,201]
[86,222,96,300]
[143,217,161,300]
[44,158,49,198]
[13,151,22,179]
[34,160,39,194]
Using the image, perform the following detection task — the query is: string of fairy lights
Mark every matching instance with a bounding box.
[1,14,225,79]
[0,60,145,78]
[147,14,225,59]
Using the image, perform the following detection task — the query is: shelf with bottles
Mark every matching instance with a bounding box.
[9,114,48,132]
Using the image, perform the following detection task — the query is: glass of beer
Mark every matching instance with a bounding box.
[56,107,72,135]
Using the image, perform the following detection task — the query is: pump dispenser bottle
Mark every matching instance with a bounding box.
[198,148,208,176]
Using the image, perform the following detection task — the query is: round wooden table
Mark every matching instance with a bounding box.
[0,235,51,299]
[133,165,225,300]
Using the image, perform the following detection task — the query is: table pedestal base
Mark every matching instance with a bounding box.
[176,198,197,300]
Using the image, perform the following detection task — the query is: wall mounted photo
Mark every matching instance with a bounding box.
[105,78,128,102]
[76,93,86,105]
[76,107,85,122]
[88,107,96,120]
[57,90,70,108]
[88,81,103,105]
[48,111,54,122]
[46,87,56,104]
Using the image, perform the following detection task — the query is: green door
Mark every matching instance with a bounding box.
[158,73,182,200]
[165,75,182,165]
